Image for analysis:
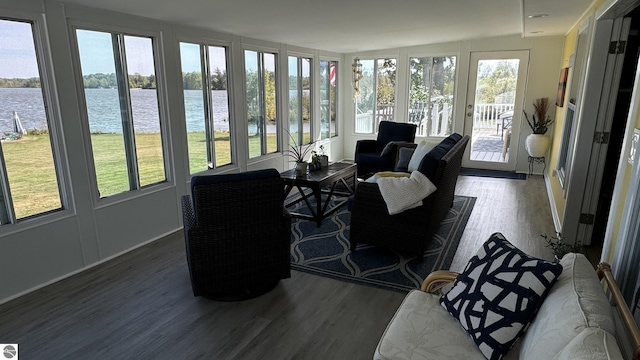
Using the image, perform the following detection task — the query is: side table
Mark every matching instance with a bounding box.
[528,156,546,177]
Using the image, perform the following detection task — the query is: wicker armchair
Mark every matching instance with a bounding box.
[349,134,469,261]
[181,168,291,301]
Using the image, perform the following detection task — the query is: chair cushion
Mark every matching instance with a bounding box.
[440,232,563,360]
[550,327,624,360]
[376,121,417,148]
[394,147,414,172]
[417,133,462,180]
[408,140,438,172]
[374,290,486,360]
[517,253,616,359]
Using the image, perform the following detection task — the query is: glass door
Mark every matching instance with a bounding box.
[462,51,529,171]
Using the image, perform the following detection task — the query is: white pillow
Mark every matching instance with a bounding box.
[407,140,437,172]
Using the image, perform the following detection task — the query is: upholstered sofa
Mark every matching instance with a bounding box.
[350,133,470,260]
[374,252,637,360]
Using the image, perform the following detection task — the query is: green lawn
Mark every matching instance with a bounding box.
[3,131,288,219]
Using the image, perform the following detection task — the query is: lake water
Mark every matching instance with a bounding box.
[0,88,231,133]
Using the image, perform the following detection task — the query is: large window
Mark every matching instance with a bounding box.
[0,18,62,222]
[180,42,232,174]
[75,29,166,198]
[288,56,311,145]
[245,50,278,158]
[355,58,396,134]
[409,56,456,136]
[319,60,338,139]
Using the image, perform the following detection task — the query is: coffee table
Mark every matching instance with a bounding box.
[281,162,357,227]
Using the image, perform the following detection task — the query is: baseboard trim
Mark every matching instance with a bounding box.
[544,173,563,233]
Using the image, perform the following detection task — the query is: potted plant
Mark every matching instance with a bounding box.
[287,132,313,176]
[310,145,329,171]
[541,232,582,261]
[523,97,554,157]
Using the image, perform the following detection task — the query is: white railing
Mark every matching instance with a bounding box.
[355,111,374,133]
[411,102,450,137]
[355,102,513,134]
[474,103,514,129]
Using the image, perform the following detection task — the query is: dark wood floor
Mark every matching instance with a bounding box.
[0,175,557,360]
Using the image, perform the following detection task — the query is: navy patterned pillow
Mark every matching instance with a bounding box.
[440,232,563,360]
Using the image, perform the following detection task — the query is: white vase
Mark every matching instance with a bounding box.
[295,162,308,176]
[525,134,550,158]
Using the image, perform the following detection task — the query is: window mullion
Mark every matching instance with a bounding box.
[0,144,16,224]
[112,34,139,190]
[297,58,304,145]
[258,53,267,155]
[201,46,215,168]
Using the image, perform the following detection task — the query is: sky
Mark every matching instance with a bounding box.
[1,18,279,80]
[0,19,39,78]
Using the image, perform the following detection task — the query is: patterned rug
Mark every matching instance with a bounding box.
[289,195,476,292]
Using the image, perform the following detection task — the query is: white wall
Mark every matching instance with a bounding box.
[341,35,565,174]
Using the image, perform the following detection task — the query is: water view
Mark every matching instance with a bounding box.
[0,88,231,133]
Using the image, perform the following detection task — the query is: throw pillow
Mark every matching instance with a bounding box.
[394,147,414,172]
[364,171,411,183]
[380,141,398,157]
[440,232,563,360]
[408,140,437,172]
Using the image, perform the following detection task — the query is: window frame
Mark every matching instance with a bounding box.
[319,58,339,140]
[178,40,235,174]
[407,54,457,137]
[0,12,70,224]
[69,22,171,202]
[557,19,591,192]
[243,45,281,159]
[288,54,313,145]
[354,57,397,134]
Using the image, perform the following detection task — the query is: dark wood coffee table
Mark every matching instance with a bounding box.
[281,162,357,227]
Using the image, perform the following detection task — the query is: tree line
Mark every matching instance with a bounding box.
[0,69,227,90]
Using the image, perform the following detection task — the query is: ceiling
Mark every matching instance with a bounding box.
[58,0,594,53]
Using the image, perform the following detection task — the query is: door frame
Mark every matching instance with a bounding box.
[462,50,530,171]
[562,11,631,247]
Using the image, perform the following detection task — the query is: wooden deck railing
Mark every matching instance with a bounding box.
[354,102,514,134]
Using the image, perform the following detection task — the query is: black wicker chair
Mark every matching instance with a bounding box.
[355,121,417,178]
[181,168,291,301]
[349,134,469,261]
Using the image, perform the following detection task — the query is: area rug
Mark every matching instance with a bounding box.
[460,168,526,180]
[289,195,476,292]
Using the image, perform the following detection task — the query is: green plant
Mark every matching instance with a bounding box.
[523,97,554,134]
[286,130,313,163]
[541,232,582,259]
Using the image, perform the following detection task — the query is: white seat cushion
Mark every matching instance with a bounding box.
[518,253,616,359]
[374,290,486,360]
[551,327,624,360]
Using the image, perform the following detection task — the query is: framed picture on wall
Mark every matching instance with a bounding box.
[556,67,569,107]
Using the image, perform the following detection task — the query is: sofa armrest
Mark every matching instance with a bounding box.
[421,270,459,294]
[598,263,640,360]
